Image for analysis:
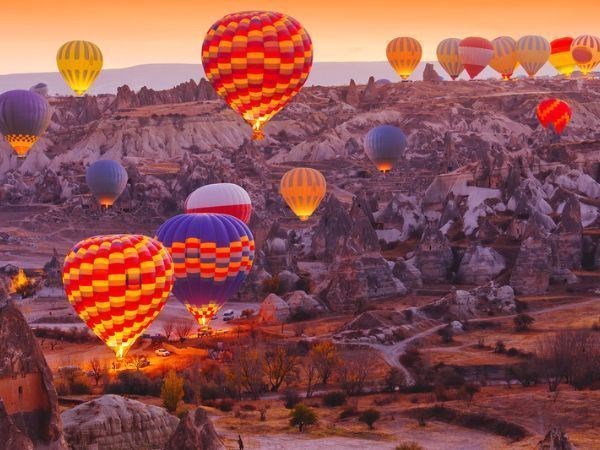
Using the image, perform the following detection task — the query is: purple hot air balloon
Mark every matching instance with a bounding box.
[0,90,51,158]
[155,213,255,328]
[85,159,128,208]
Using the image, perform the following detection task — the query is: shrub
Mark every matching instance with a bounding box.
[458,383,480,404]
[359,408,381,429]
[339,405,358,419]
[216,399,235,412]
[289,404,317,432]
[396,443,424,450]
[161,370,184,413]
[494,340,506,353]
[514,314,535,332]
[240,403,257,411]
[104,370,161,396]
[262,275,283,295]
[385,367,406,392]
[322,391,346,407]
[282,388,301,409]
[437,326,454,343]
[70,378,92,395]
[289,309,316,322]
[400,348,422,368]
[435,366,465,388]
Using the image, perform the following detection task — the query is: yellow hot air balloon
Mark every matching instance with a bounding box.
[436,38,463,80]
[490,37,518,80]
[571,35,600,76]
[516,36,550,77]
[550,37,577,77]
[57,40,103,96]
[280,168,326,221]
[387,37,422,81]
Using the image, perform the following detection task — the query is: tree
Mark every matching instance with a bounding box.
[289,404,317,432]
[88,357,106,386]
[339,353,374,395]
[384,367,406,392]
[162,320,175,341]
[175,321,194,342]
[161,370,184,412]
[232,347,264,399]
[128,353,148,371]
[264,345,300,392]
[437,325,454,343]
[514,314,535,332]
[458,383,480,405]
[309,341,340,385]
[304,362,317,398]
[359,408,381,429]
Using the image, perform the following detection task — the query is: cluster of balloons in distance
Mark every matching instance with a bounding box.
[387,35,600,81]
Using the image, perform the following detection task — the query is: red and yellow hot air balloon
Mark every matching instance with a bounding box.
[490,37,518,80]
[571,35,600,76]
[536,99,572,135]
[437,38,463,80]
[202,11,313,140]
[62,235,174,359]
[550,37,576,77]
[459,37,494,80]
[387,37,422,81]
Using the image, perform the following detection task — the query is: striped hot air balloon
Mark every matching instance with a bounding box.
[550,37,576,77]
[490,37,519,80]
[386,37,422,81]
[62,234,174,359]
[57,41,103,96]
[536,99,572,135]
[202,11,313,140]
[280,168,326,221]
[458,37,494,80]
[155,214,255,328]
[571,35,600,76]
[0,90,51,158]
[86,160,128,208]
[364,125,407,173]
[516,36,550,77]
[436,38,464,80]
[185,183,252,224]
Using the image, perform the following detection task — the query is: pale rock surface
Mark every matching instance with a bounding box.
[457,245,506,285]
[258,293,291,324]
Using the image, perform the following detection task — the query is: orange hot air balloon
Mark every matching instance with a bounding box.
[571,35,600,76]
[387,37,422,81]
[202,11,313,140]
[490,37,518,80]
[437,38,463,80]
[280,167,326,221]
[516,35,551,77]
[62,235,174,359]
[550,37,576,77]
[536,99,572,135]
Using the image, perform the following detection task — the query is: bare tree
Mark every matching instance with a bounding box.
[232,346,264,399]
[175,321,194,343]
[127,353,148,371]
[162,320,176,341]
[309,341,340,386]
[339,352,375,395]
[263,345,300,392]
[304,362,318,398]
[89,357,106,386]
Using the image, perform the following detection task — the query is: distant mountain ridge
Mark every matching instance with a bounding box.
[0,61,578,95]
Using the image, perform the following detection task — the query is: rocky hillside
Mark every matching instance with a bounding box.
[2,76,600,312]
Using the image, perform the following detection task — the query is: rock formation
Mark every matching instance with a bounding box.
[457,244,506,285]
[415,221,454,283]
[258,293,291,324]
[537,428,574,450]
[163,407,224,450]
[61,394,178,450]
[422,63,443,82]
[552,193,583,270]
[0,400,34,450]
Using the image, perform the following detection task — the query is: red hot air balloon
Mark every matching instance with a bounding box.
[536,99,572,135]
[202,11,313,140]
[185,183,252,224]
[459,37,494,80]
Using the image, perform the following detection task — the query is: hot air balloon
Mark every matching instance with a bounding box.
[155,213,255,328]
[550,37,576,77]
[516,36,550,77]
[459,37,494,80]
[0,90,51,158]
[185,183,252,223]
[62,234,174,359]
[202,11,313,140]
[86,160,128,208]
[436,38,464,80]
[280,167,326,221]
[364,125,407,173]
[490,37,518,80]
[57,40,103,96]
[536,99,572,135]
[386,37,422,81]
[571,35,600,76]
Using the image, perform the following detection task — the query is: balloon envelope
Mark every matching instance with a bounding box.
[490,37,518,80]
[86,160,128,208]
[364,125,407,173]
[57,41,103,96]
[0,90,51,158]
[155,214,255,326]
[516,36,550,77]
[536,99,572,134]
[202,11,313,140]
[386,37,422,81]
[280,168,326,221]
[571,35,600,75]
[62,234,174,358]
[437,38,464,80]
[185,183,252,224]
[550,37,576,77]
[459,37,494,80]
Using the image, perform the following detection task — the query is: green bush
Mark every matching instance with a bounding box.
[339,405,358,419]
[359,408,381,429]
[322,391,346,407]
[290,404,317,432]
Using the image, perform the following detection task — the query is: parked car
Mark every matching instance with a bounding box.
[155,348,171,357]
[222,309,235,321]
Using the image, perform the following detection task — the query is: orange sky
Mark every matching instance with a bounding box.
[1,0,599,73]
